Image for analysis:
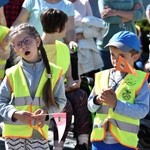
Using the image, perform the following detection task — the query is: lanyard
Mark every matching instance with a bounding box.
[109,69,127,91]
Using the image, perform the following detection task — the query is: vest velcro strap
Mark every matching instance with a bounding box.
[110,119,139,134]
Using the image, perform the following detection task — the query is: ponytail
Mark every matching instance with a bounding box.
[39,40,58,109]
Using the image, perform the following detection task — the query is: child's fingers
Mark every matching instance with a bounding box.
[33,109,44,115]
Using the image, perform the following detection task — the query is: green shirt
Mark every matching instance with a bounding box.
[98,0,144,51]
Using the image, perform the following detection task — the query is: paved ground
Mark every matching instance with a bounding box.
[48,130,77,150]
[0,130,77,150]
[0,130,150,150]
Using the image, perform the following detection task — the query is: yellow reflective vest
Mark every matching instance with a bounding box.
[3,62,62,140]
[91,69,149,149]
[0,59,6,82]
[44,40,70,76]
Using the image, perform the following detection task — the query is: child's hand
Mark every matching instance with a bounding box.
[32,109,47,128]
[69,41,78,53]
[65,79,81,92]
[97,88,117,108]
[13,111,33,124]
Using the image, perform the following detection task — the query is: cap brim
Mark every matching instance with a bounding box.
[105,41,132,52]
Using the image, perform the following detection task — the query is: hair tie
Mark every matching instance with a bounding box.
[47,74,51,79]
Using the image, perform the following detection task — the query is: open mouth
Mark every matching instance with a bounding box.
[25,51,30,56]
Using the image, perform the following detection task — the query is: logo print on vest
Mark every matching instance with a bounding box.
[122,89,131,100]
[125,78,136,86]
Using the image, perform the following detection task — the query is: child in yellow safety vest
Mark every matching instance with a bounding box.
[88,31,149,150]
[0,25,10,84]
[41,8,92,150]
[0,24,10,137]
[0,23,67,150]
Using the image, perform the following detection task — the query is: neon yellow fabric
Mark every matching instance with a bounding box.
[44,40,70,75]
[0,59,6,80]
[91,69,148,148]
[0,25,9,82]
[4,62,62,139]
[0,25,9,43]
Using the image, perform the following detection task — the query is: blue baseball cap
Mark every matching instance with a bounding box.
[105,31,140,52]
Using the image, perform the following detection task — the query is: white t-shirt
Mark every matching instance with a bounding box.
[23,0,75,35]
[73,0,92,22]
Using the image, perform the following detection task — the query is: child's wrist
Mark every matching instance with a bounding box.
[43,108,49,121]
[12,111,18,122]
[93,95,101,105]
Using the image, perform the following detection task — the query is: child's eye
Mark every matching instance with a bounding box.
[110,53,115,57]
[25,39,30,44]
[16,43,21,47]
[24,38,32,44]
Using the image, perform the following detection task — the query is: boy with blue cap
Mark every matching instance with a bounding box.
[88,31,149,150]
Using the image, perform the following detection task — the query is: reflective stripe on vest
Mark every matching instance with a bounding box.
[4,62,62,139]
[13,97,45,106]
[91,69,148,148]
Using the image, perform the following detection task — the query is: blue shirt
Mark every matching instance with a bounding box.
[0,0,9,7]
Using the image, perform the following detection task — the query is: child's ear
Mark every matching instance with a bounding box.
[133,52,141,62]
[36,36,41,47]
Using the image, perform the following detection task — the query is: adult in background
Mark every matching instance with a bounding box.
[0,0,9,26]
[4,0,24,28]
[69,0,104,79]
[11,0,76,46]
[4,0,25,70]
[89,0,101,18]
[98,0,145,70]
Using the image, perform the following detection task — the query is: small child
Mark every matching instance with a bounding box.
[41,8,91,150]
[88,31,149,150]
[0,25,10,84]
[0,23,67,150]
